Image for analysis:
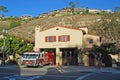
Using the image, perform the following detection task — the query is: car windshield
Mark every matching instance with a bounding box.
[23,53,39,59]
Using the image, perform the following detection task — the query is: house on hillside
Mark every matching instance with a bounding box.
[89,9,101,14]
[20,15,33,20]
[34,26,101,66]
[39,13,49,18]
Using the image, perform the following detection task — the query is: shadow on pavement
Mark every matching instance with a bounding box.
[0,63,21,80]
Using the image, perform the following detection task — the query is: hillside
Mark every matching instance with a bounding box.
[0,21,10,28]
[7,14,101,42]
[0,11,119,45]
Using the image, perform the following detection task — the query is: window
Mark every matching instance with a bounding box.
[45,36,56,42]
[89,39,94,43]
[67,52,70,57]
[58,35,70,42]
[71,52,74,57]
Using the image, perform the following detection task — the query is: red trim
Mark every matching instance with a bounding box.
[58,36,61,42]
[85,34,101,37]
[40,26,84,33]
[45,36,56,42]
[58,35,70,42]
[45,36,48,42]
[54,36,56,42]
[67,35,70,41]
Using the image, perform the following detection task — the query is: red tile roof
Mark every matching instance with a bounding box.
[85,34,101,37]
[40,26,85,33]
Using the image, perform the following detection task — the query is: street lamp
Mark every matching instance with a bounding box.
[1,29,7,66]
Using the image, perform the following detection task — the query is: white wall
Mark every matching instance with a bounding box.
[35,26,84,50]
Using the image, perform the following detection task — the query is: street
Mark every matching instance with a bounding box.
[0,64,120,80]
[80,73,120,80]
[0,64,87,80]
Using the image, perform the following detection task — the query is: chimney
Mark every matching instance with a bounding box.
[79,27,88,34]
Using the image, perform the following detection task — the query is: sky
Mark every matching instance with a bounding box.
[0,0,120,17]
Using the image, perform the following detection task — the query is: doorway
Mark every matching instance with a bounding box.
[60,48,78,65]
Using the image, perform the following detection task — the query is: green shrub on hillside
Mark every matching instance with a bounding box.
[10,21,21,28]
[0,22,21,34]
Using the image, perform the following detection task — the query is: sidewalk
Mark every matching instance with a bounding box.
[56,66,120,73]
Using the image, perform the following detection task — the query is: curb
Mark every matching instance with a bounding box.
[56,66,120,73]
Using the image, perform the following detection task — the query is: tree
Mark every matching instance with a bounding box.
[9,21,21,28]
[91,13,120,44]
[114,6,120,13]
[92,45,102,67]
[77,2,80,8]
[92,42,118,67]
[69,1,75,15]
[0,6,8,17]
[0,35,33,56]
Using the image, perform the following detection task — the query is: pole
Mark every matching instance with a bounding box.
[118,52,120,62]
[1,29,7,66]
[2,36,6,66]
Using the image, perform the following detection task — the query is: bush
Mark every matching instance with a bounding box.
[10,21,21,28]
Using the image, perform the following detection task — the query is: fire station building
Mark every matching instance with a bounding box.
[34,26,101,66]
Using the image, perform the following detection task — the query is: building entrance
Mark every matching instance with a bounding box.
[89,54,95,66]
[40,48,56,65]
[60,48,78,65]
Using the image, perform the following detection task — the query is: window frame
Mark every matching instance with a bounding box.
[45,36,56,42]
[58,35,70,42]
[89,39,94,44]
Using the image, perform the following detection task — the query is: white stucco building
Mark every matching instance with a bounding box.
[34,26,101,66]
